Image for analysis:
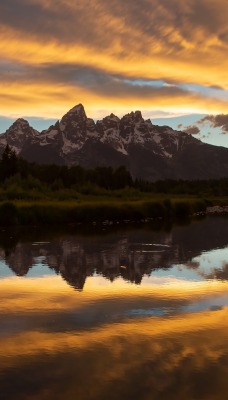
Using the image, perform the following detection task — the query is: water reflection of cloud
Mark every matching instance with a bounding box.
[189,248,228,280]
[0,307,227,400]
[0,275,227,337]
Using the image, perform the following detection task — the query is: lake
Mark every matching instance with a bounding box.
[0,216,227,400]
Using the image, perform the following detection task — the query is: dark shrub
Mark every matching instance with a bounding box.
[174,201,191,218]
[0,202,18,226]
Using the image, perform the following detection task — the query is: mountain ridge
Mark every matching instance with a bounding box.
[1,104,228,181]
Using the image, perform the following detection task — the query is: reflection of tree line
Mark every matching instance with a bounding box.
[0,216,228,290]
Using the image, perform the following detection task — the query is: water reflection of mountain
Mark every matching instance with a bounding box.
[0,216,228,290]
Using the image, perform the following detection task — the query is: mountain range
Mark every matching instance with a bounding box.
[1,104,228,181]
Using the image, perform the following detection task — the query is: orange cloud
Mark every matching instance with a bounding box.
[0,0,227,118]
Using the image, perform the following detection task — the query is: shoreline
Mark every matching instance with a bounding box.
[0,198,207,227]
[0,199,228,228]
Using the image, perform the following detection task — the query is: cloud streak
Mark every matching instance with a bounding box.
[199,114,228,133]
[183,125,200,135]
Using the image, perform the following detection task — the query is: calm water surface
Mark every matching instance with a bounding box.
[0,216,227,400]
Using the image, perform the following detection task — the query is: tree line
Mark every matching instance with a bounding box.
[0,144,133,191]
[0,144,228,196]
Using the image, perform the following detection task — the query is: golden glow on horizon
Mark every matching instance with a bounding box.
[0,78,228,120]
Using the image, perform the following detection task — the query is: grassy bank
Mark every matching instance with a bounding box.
[0,196,210,227]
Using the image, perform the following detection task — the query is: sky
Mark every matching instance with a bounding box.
[0,0,227,146]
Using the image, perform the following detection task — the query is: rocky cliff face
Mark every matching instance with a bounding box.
[1,104,228,180]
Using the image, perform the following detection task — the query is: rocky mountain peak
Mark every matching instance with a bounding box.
[70,103,86,115]
[133,110,143,121]
[6,118,37,137]
[97,113,120,129]
[9,118,33,133]
[121,111,143,124]
[0,117,39,155]
[13,118,30,126]
[118,110,147,144]
[145,118,153,126]
[61,103,87,125]
[108,113,120,122]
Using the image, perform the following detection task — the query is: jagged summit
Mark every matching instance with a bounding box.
[128,110,143,122]
[9,118,33,133]
[109,113,120,121]
[13,118,29,125]
[1,103,228,180]
[68,103,85,114]
[1,117,38,154]
[7,117,36,132]
[62,103,87,122]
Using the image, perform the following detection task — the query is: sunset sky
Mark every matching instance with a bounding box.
[0,0,228,146]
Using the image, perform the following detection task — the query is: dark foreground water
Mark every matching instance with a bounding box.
[0,216,227,400]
